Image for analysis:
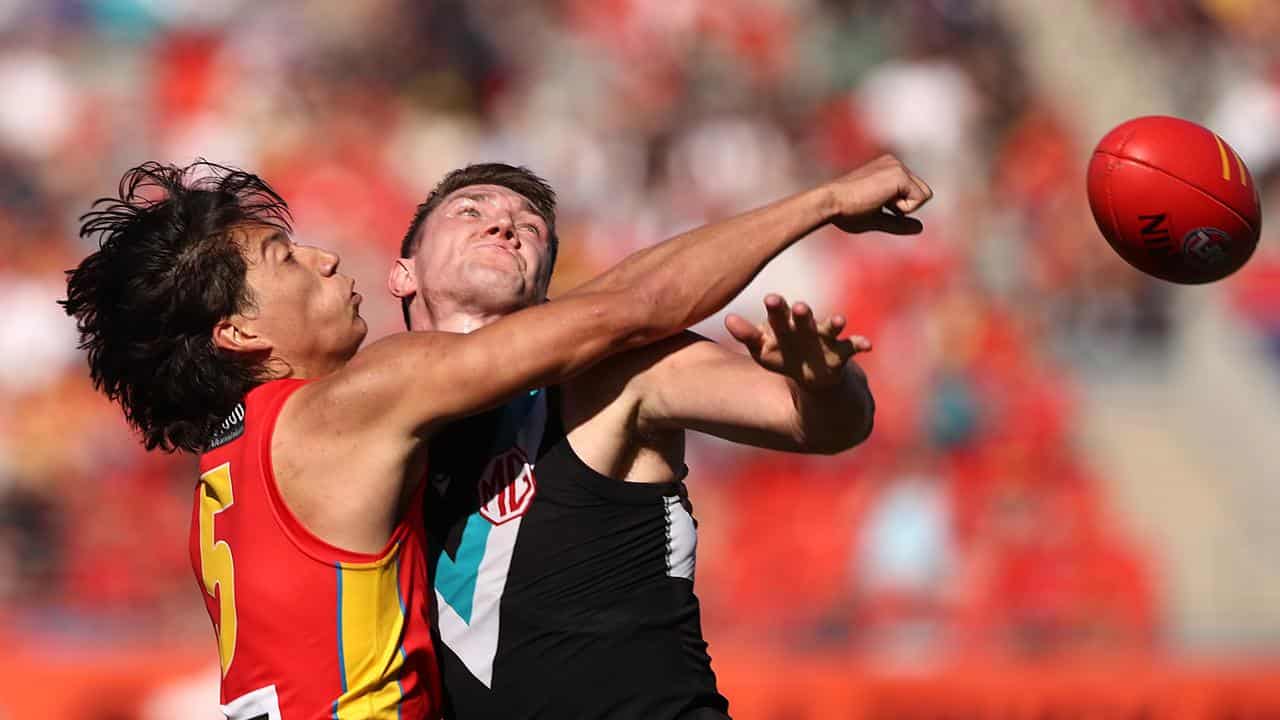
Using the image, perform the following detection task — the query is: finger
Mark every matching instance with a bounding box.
[892,178,921,214]
[791,301,819,338]
[902,175,931,214]
[765,294,792,339]
[823,332,870,356]
[892,169,930,214]
[910,172,933,203]
[818,314,846,340]
[893,193,922,215]
[826,337,857,367]
[724,313,765,354]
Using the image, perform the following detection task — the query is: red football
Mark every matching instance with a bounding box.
[1087,115,1262,284]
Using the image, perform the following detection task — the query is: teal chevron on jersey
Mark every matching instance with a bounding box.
[432,513,492,625]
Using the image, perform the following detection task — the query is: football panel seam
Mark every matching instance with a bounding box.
[1096,150,1259,234]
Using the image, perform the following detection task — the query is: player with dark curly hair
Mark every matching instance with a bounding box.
[62,158,930,719]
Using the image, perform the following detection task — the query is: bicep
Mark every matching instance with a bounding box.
[317,291,653,439]
[423,293,652,424]
[633,335,808,451]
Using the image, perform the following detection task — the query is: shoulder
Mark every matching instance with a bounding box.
[283,331,467,440]
[202,378,307,449]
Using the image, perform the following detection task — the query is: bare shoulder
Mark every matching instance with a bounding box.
[269,355,425,553]
[285,331,466,443]
[270,369,414,494]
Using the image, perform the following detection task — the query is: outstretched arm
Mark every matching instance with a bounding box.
[616,295,874,456]
[281,156,928,547]
[567,155,931,329]
[318,155,929,440]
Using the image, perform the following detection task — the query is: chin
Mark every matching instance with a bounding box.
[346,319,369,354]
[458,263,532,310]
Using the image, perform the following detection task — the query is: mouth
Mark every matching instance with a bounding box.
[474,243,522,266]
[477,245,527,275]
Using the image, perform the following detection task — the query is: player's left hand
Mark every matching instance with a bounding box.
[725,294,870,390]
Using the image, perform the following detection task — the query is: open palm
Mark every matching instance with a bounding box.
[724,294,870,390]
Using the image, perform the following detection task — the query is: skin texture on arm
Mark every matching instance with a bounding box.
[273,290,661,551]
[631,335,874,454]
[567,156,929,329]
[339,156,922,443]
[559,299,873,492]
[277,156,929,550]
[556,294,889,486]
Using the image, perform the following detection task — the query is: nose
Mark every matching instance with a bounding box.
[314,246,340,275]
[485,216,520,248]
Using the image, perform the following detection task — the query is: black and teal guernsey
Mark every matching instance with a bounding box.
[425,386,729,719]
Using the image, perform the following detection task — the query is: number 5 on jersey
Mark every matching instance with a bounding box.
[199,463,237,676]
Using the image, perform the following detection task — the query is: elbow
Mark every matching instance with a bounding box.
[844,384,876,449]
[801,383,875,455]
[808,413,873,455]
[848,402,875,449]
[841,371,876,450]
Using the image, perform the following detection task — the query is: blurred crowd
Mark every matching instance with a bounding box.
[0,0,1276,665]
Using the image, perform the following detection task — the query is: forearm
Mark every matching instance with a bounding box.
[789,362,875,454]
[570,186,834,344]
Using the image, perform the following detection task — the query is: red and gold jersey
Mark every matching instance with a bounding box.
[190,378,441,720]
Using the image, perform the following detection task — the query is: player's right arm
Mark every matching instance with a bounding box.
[278,155,930,547]
[329,155,929,435]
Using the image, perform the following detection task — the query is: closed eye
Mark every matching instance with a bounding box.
[264,234,294,264]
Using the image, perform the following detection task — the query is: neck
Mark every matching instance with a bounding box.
[265,347,353,381]
[411,297,507,334]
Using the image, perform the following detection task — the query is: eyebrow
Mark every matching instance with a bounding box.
[453,191,537,216]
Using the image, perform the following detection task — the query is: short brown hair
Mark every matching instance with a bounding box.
[399,163,558,327]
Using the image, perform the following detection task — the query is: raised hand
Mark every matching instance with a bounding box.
[724,294,871,390]
[823,154,933,236]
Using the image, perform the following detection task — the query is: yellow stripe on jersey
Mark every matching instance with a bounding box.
[334,548,407,720]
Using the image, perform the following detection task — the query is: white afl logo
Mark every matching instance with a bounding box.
[1183,227,1230,268]
[477,447,537,525]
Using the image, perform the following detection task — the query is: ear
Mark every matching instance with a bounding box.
[388,257,418,300]
[212,318,272,355]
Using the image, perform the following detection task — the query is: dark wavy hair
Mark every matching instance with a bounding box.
[61,160,292,453]
[398,163,559,328]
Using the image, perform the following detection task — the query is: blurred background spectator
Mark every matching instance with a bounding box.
[0,0,1277,717]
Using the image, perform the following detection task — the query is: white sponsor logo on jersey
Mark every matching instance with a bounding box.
[477,447,537,525]
[435,390,547,688]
